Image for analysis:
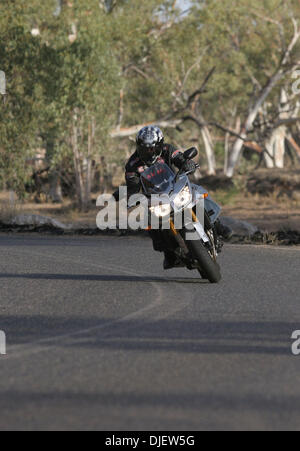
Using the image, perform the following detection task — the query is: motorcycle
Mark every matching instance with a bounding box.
[130,147,222,284]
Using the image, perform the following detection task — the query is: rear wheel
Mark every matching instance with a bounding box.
[185,235,222,283]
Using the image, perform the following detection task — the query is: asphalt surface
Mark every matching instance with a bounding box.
[0,234,300,431]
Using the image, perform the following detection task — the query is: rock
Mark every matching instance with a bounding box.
[9,214,71,230]
[220,216,259,237]
[3,213,259,238]
[247,169,300,197]
[198,174,234,191]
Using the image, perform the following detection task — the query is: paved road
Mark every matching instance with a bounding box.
[0,234,299,431]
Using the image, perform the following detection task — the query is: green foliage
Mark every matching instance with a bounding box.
[0,0,299,196]
[0,22,44,194]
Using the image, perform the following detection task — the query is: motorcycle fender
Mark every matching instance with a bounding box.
[204,198,221,223]
[191,184,222,223]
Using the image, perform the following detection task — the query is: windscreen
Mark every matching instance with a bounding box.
[141,163,175,195]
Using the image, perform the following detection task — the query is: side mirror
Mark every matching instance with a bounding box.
[184,147,198,160]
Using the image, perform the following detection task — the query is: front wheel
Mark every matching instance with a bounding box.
[186,237,222,284]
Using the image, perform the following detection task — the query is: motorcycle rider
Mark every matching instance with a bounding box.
[113,125,232,270]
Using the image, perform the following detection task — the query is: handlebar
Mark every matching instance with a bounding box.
[176,163,200,181]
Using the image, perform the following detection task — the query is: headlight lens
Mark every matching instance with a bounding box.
[173,186,192,210]
[150,203,171,218]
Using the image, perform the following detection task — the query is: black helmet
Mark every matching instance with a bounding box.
[136,126,164,165]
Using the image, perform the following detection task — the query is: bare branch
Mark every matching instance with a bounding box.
[287,133,300,158]
[272,117,300,129]
[110,109,248,142]
[244,141,263,153]
[242,63,262,91]
[181,115,248,141]
[188,67,216,105]
[110,119,183,138]
[251,10,286,51]
[170,67,216,116]
[123,64,150,80]
[176,47,209,100]
[281,18,300,67]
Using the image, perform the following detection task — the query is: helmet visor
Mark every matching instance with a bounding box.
[137,144,158,163]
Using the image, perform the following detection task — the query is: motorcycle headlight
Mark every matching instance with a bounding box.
[150,203,171,218]
[173,186,192,210]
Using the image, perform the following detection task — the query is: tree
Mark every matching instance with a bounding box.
[187,0,300,176]
[2,0,299,204]
[0,3,53,195]
[20,0,121,209]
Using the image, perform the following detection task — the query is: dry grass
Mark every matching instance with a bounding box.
[0,191,23,223]
[221,190,300,232]
[0,191,99,227]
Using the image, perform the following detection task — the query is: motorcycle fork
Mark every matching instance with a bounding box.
[169,207,199,256]
[169,218,189,255]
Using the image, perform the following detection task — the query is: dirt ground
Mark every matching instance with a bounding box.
[1,190,300,232]
[220,194,300,232]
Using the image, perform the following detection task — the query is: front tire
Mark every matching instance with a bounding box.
[186,237,222,283]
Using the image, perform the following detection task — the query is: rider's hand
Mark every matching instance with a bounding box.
[183,160,197,173]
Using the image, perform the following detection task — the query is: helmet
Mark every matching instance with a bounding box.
[136,126,164,165]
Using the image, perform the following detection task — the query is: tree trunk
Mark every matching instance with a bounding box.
[264,126,287,168]
[287,134,300,160]
[200,125,216,175]
[99,0,117,14]
[226,71,287,177]
[72,111,85,209]
[49,171,63,203]
[195,111,216,175]
[84,118,95,211]
[264,88,298,169]
[224,113,238,174]
[226,39,299,178]
[224,131,230,174]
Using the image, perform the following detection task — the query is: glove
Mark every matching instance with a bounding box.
[183,160,197,173]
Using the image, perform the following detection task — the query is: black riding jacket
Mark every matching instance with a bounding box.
[113,144,186,201]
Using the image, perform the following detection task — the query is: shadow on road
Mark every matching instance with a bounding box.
[0,235,147,247]
[0,272,206,284]
[1,312,296,356]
